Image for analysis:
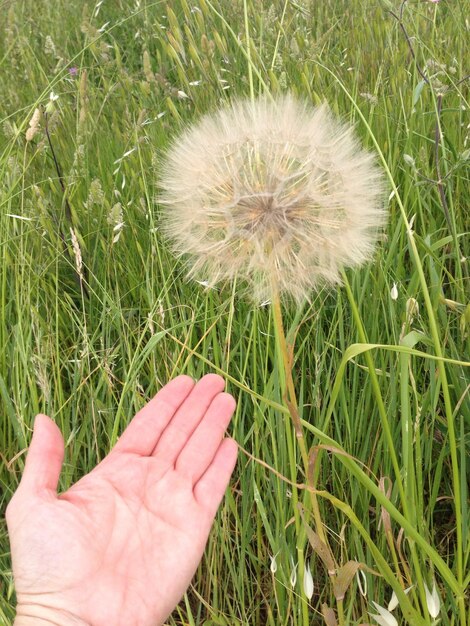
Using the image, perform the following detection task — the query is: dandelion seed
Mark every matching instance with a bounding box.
[390,282,398,301]
[424,580,440,619]
[160,94,386,303]
[303,560,314,600]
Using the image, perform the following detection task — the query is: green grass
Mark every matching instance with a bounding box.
[0,0,469,624]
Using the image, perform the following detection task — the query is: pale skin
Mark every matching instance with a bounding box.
[6,374,238,626]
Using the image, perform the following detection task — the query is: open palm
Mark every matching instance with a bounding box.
[6,375,238,626]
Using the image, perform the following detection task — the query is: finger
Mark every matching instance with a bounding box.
[112,375,195,456]
[152,374,225,461]
[193,438,238,517]
[175,392,236,483]
[19,414,64,495]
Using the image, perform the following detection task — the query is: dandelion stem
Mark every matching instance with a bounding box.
[270,294,313,626]
[271,286,331,552]
[270,289,309,624]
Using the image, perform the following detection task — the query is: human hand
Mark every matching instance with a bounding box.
[6,374,238,626]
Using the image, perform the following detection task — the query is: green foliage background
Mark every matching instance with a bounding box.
[0,0,468,624]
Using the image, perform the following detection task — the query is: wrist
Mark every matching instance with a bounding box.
[14,620,89,626]
[14,604,90,626]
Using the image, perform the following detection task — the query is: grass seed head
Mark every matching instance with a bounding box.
[303,559,314,600]
[160,94,386,303]
[26,108,41,142]
[370,601,398,626]
[424,580,440,619]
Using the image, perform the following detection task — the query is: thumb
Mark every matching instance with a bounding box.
[20,414,65,494]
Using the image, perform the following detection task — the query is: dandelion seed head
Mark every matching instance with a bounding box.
[160,95,386,303]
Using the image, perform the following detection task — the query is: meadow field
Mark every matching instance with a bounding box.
[0,0,469,624]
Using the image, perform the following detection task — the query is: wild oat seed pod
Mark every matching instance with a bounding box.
[160,94,386,303]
